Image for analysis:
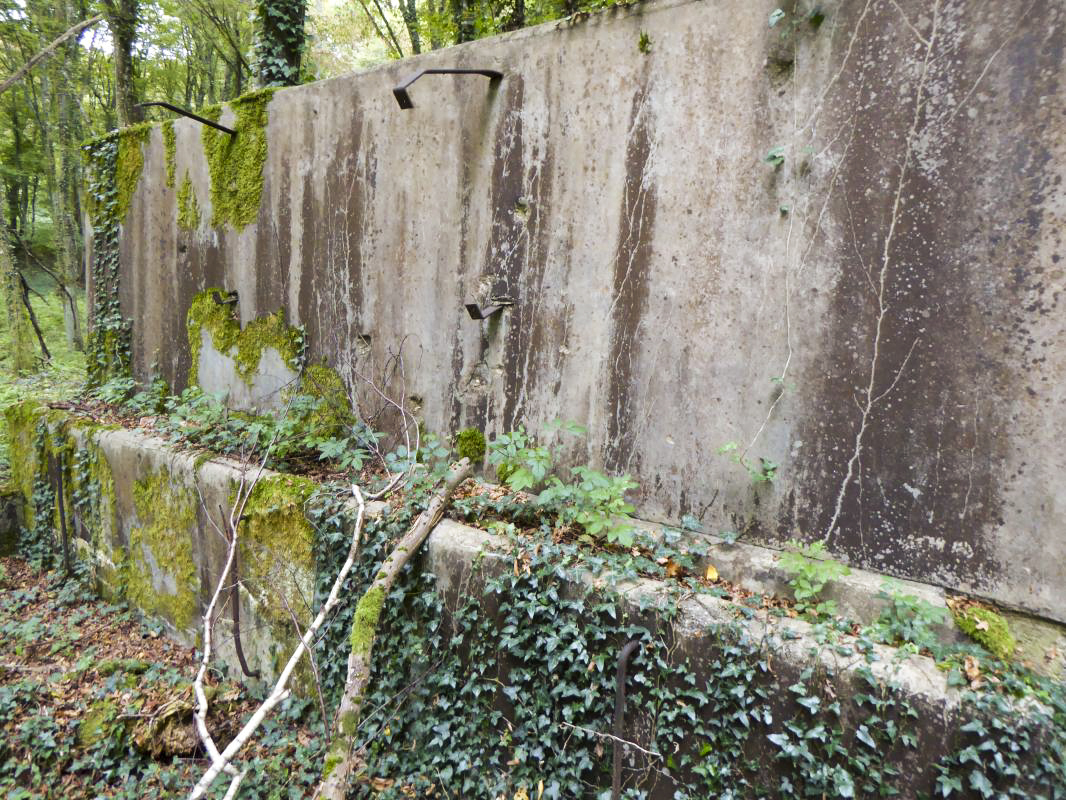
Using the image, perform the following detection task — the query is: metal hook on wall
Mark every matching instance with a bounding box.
[392,68,503,110]
[465,296,514,320]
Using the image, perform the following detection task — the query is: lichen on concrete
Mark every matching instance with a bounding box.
[177,174,200,231]
[124,468,199,633]
[201,87,275,230]
[162,120,176,188]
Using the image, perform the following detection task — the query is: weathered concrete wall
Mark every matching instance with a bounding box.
[113,0,1066,622]
[4,404,318,682]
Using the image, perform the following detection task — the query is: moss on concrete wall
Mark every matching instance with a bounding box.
[114,123,152,222]
[176,174,200,231]
[236,473,315,625]
[162,120,176,189]
[202,88,275,230]
[186,288,304,390]
[124,469,199,633]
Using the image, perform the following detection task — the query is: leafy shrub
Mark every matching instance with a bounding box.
[778,540,850,617]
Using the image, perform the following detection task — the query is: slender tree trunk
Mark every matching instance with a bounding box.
[1,204,36,373]
[451,0,475,43]
[401,0,421,55]
[104,0,141,126]
[48,0,85,349]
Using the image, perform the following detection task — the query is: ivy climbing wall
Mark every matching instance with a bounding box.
[99,0,1066,624]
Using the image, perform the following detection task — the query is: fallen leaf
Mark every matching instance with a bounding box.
[964,655,983,688]
[665,560,682,579]
[514,789,529,800]
[704,564,719,582]
[974,618,989,632]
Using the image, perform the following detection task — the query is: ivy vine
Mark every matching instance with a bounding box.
[82,134,134,387]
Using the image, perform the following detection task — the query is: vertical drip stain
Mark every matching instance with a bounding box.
[604,81,657,474]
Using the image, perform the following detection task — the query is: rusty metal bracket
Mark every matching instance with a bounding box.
[137,101,236,135]
[465,296,514,320]
[392,68,503,110]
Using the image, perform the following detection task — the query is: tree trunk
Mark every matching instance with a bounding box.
[1,204,36,373]
[50,0,85,349]
[401,0,421,55]
[255,0,307,87]
[314,460,473,800]
[104,0,141,126]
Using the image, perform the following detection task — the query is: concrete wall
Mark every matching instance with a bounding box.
[112,0,1066,622]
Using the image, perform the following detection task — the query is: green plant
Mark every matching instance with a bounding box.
[764,146,785,169]
[778,539,850,617]
[487,423,639,546]
[638,31,652,53]
[717,441,778,484]
[873,580,947,653]
[768,5,825,35]
[455,427,486,463]
[950,603,1016,662]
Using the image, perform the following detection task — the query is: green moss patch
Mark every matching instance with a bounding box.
[124,470,199,632]
[236,473,316,625]
[4,400,44,514]
[297,364,354,436]
[177,174,200,231]
[114,122,152,221]
[456,428,486,463]
[952,604,1016,661]
[350,585,385,658]
[186,288,304,390]
[202,88,275,230]
[162,120,176,188]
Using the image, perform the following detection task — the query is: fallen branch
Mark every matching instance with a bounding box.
[189,486,368,800]
[314,458,473,800]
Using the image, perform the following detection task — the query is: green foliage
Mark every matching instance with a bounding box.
[83,136,133,387]
[768,5,826,35]
[717,441,778,483]
[779,539,850,616]
[638,31,652,53]
[255,0,308,87]
[176,173,201,230]
[763,145,785,168]
[202,88,276,230]
[455,427,486,463]
[162,120,176,188]
[487,423,638,546]
[873,580,947,653]
[952,605,1016,661]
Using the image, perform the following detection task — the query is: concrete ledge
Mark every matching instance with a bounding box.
[7,406,1059,796]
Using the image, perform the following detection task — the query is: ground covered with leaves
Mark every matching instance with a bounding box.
[0,557,324,799]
